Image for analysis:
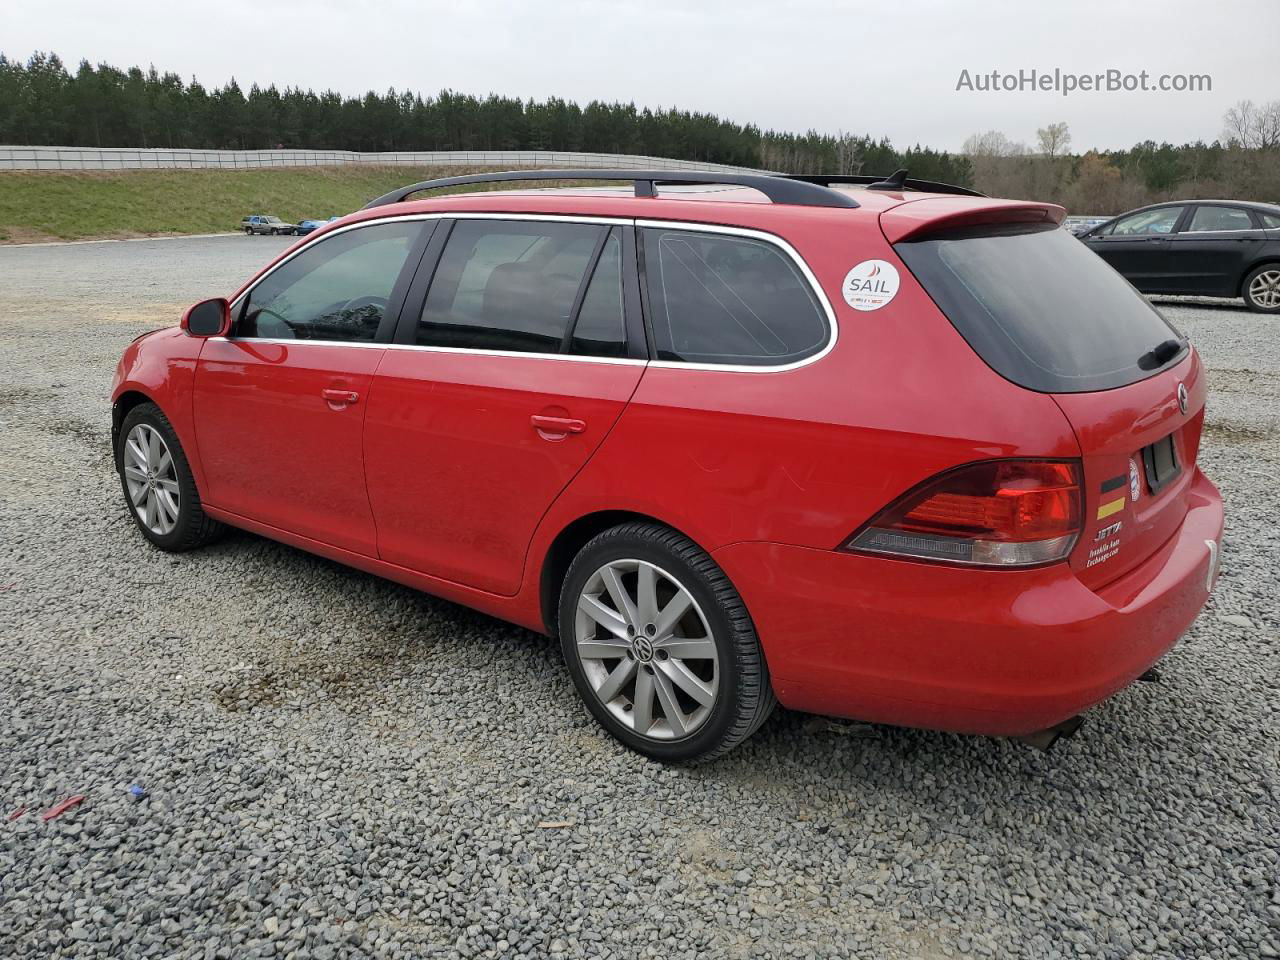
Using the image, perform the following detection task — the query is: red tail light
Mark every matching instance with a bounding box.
[843,460,1082,567]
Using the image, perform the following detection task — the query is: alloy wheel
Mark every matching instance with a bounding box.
[573,559,719,740]
[122,423,180,536]
[1249,269,1280,309]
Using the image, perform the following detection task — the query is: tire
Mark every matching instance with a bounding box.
[116,402,224,552]
[558,522,776,763]
[269,228,278,236]
[244,227,254,235]
[1242,264,1280,313]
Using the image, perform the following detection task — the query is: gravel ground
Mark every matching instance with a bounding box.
[0,236,1277,960]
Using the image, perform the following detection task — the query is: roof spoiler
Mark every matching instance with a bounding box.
[782,171,984,198]
[881,199,1066,244]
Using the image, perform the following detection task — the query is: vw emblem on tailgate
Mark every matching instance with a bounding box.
[1177,382,1188,415]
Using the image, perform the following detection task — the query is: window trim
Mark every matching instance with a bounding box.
[228,212,836,373]
[636,219,837,373]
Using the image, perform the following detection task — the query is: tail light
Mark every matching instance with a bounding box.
[842,460,1082,567]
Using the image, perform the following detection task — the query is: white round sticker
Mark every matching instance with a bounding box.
[842,259,900,312]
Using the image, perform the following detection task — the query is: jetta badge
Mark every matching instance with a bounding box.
[1177,382,1188,415]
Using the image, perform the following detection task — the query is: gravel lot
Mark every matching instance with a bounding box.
[1,236,1277,960]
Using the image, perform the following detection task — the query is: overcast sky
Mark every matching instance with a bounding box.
[5,0,1277,152]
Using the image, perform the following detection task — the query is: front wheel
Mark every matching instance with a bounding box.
[1243,264,1280,313]
[244,227,254,235]
[269,228,278,236]
[558,522,775,763]
[117,402,224,551]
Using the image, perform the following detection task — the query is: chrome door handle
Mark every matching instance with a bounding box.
[322,388,359,405]
[530,415,586,435]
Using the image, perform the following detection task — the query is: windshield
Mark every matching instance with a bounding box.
[896,223,1184,393]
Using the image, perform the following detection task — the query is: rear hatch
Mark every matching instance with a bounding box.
[889,202,1202,587]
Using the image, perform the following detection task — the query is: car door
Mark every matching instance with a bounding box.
[1083,206,1186,292]
[193,218,433,555]
[363,216,647,595]
[1164,204,1269,295]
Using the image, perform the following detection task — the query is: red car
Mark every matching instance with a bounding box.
[111,169,1223,762]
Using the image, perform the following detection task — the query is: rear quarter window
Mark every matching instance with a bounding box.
[896,222,1184,393]
[641,228,829,367]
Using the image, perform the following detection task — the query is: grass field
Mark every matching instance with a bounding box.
[0,165,519,242]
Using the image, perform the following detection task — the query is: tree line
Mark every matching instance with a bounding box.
[0,52,968,181]
[1,52,1277,212]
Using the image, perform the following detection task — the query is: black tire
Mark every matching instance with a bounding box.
[1242,263,1280,313]
[269,228,278,236]
[558,522,776,763]
[116,402,224,552]
[244,226,254,235]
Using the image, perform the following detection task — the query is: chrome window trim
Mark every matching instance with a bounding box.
[636,218,837,373]
[226,211,836,373]
[205,336,648,367]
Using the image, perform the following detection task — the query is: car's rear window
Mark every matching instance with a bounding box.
[895,222,1184,393]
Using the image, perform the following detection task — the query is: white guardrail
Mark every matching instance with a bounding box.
[0,146,764,173]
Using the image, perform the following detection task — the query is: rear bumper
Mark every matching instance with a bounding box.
[713,467,1223,736]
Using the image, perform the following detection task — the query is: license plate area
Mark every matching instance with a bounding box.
[1141,433,1180,495]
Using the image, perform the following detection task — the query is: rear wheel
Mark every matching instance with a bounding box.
[117,402,224,552]
[558,522,775,763]
[269,227,278,236]
[1243,264,1280,313]
[244,226,254,235]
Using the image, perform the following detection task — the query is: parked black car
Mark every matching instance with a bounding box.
[1080,200,1280,313]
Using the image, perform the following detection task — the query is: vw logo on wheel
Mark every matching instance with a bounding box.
[1177,382,1188,416]
[632,636,655,663]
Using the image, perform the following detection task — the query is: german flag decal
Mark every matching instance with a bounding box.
[1096,474,1129,520]
[1097,496,1126,520]
[1100,474,1127,494]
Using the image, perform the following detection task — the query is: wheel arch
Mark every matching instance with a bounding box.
[111,389,157,467]
[1241,257,1280,296]
[539,510,708,636]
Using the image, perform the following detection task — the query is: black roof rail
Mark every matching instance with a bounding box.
[362,168,860,210]
[781,172,985,198]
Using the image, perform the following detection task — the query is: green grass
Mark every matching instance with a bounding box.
[0,165,524,242]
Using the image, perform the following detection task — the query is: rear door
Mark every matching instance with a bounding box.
[193,219,431,555]
[1164,204,1269,296]
[1083,206,1186,292]
[363,216,647,595]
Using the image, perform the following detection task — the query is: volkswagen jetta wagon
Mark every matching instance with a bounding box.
[112,169,1223,762]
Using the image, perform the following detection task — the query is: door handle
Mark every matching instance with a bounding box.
[531,414,586,435]
[322,388,359,405]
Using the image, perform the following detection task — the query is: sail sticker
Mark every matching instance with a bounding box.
[842,260,900,311]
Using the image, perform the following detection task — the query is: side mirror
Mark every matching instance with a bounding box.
[181,298,231,338]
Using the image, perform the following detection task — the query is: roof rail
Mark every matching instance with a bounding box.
[782,172,984,198]
[362,169,860,210]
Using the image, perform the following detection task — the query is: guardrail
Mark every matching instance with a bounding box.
[0,146,765,173]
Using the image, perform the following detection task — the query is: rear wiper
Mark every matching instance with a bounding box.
[1138,337,1184,370]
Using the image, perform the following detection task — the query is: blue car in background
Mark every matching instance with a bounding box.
[296,217,341,236]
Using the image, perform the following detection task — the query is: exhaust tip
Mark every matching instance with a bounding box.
[1011,715,1084,753]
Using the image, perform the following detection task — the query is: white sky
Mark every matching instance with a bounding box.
[4,0,1278,151]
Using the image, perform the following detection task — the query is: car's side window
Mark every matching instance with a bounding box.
[416,219,621,355]
[640,228,828,366]
[1109,207,1184,237]
[237,221,421,342]
[1187,206,1255,232]
[1263,212,1280,230]
[569,231,627,358]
